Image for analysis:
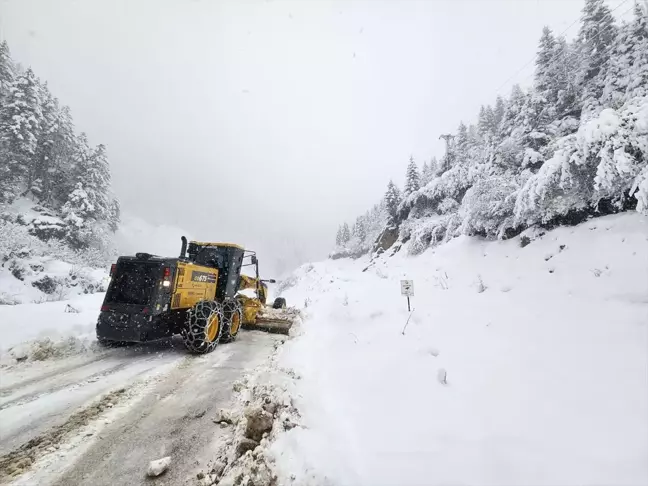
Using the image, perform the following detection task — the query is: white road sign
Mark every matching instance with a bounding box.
[400,280,414,296]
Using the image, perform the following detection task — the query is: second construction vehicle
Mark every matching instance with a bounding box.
[96,237,294,353]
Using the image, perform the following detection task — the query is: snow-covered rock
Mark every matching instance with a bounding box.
[146,456,171,477]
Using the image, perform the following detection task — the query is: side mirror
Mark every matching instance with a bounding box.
[268,279,276,283]
[251,255,258,265]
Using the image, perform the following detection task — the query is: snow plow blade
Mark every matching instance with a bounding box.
[243,308,299,335]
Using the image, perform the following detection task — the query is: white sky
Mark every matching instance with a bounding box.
[1,0,628,274]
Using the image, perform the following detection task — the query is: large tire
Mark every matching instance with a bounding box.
[221,300,243,343]
[272,297,287,309]
[182,300,224,354]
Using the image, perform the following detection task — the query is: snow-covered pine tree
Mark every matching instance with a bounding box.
[341,222,351,244]
[552,36,581,117]
[535,27,557,100]
[0,41,13,202]
[384,180,402,221]
[500,84,526,139]
[0,68,43,202]
[477,105,496,141]
[456,122,469,153]
[82,142,112,220]
[108,198,121,233]
[601,3,648,108]
[62,136,117,247]
[577,0,618,111]
[0,41,14,98]
[429,156,439,177]
[30,81,57,199]
[493,96,506,135]
[404,156,420,196]
[624,1,648,101]
[335,225,343,246]
[355,215,367,242]
[42,104,76,206]
[421,161,430,186]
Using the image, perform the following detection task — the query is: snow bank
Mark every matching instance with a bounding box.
[0,293,105,364]
[270,212,648,486]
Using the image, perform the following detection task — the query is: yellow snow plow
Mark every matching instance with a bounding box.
[237,270,298,335]
[97,238,296,353]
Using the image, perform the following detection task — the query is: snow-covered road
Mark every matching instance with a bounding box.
[0,331,282,485]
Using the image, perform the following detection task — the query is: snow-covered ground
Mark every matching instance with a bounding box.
[1,212,646,485]
[0,293,104,360]
[0,302,283,486]
[269,212,648,486]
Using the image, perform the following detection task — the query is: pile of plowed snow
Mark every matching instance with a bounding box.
[269,213,648,486]
[0,293,105,365]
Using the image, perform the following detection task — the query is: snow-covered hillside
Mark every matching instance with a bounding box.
[270,212,648,486]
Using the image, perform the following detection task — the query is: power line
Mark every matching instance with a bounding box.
[493,0,633,95]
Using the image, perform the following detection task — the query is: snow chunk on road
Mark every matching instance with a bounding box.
[147,456,171,477]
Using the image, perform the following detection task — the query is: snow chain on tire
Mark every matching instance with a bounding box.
[182,300,224,354]
[221,300,243,343]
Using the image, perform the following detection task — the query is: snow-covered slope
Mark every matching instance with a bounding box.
[271,213,648,486]
[0,197,111,305]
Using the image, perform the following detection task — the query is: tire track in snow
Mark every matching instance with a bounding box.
[0,354,112,397]
[0,347,185,457]
[0,361,131,411]
[0,388,129,484]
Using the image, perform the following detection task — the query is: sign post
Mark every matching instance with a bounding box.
[400,280,414,311]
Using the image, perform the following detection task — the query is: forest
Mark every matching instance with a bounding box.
[0,40,119,258]
[335,0,647,257]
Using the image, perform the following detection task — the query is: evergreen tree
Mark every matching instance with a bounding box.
[456,122,468,148]
[42,104,76,205]
[429,156,439,176]
[355,215,367,241]
[601,3,648,107]
[553,36,580,116]
[341,222,351,244]
[478,105,496,140]
[62,136,113,230]
[535,26,557,98]
[335,225,343,246]
[0,41,14,98]
[30,81,56,198]
[108,198,121,233]
[0,68,43,201]
[421,161,430,185]
[493,96,506,132]
[500,84,526,138]
[578,0,618,106]
[404,156,421,196]
[384,180,402,220]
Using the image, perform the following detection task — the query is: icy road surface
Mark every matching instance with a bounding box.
[0,331,282,485]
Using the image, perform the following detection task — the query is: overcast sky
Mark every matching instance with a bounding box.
[1,0,626,274]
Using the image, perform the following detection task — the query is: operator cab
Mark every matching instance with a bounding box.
[181,239,245,300]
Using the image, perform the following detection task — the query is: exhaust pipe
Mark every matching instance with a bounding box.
[180,236,187,258]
